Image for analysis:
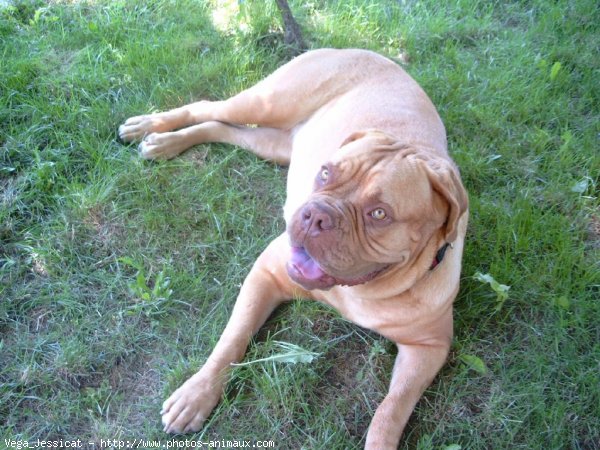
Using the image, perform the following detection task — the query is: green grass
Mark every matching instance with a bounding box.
[1,0,598,448]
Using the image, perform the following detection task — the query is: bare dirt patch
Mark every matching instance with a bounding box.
[586,213,600,250]
[309,315,391,440]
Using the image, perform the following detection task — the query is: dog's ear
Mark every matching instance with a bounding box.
[419,157,468,243]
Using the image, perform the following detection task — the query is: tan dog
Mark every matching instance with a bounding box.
[119,49,468,448]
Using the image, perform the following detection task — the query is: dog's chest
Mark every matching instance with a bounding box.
[313,287,390,334]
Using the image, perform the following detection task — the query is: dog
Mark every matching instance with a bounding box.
[119,48,468,449]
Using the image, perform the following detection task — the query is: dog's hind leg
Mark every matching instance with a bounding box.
[136,121,292,163]
[119,49,382,143]
[180,49,379,129]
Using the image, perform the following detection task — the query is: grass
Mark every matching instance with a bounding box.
[1,0,598,448]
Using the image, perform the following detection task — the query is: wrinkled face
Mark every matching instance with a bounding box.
[286,136,452,291]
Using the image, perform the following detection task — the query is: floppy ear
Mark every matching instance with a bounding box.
[419,157,468,243]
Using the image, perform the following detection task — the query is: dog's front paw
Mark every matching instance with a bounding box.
[161,370,224,434]
[118,114,171,143]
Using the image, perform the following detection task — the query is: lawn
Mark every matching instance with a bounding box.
[1,0,598,448]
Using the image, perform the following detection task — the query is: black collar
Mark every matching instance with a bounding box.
[430,242,451,270]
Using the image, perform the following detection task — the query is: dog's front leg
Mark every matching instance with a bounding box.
[161,234,305,433]
[365,341,450,449]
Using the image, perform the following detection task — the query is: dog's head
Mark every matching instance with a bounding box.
[286,130,468,291]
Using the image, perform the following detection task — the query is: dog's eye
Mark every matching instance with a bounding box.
[369,208,387,220]
[319,167,329,182]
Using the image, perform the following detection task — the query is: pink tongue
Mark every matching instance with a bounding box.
[290,247,326,281]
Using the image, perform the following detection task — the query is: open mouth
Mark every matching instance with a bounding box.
[286,246,389,291]
[287,246,337,290]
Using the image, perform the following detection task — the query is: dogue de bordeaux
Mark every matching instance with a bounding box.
[119,48,468,449]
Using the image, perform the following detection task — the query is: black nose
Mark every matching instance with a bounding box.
[301,203,335,236]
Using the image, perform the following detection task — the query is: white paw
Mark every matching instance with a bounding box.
[160,372,224,434]
[138,132,183,160]
[118,114,169,143]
